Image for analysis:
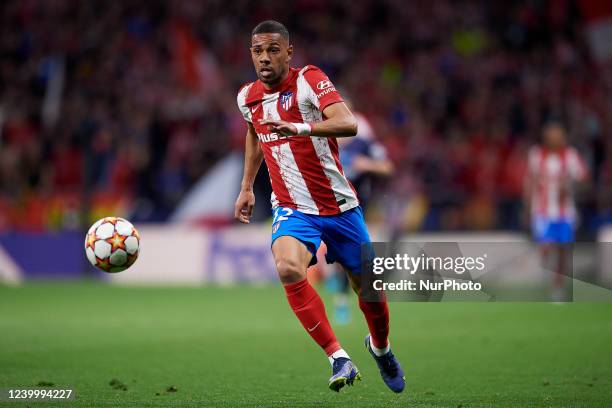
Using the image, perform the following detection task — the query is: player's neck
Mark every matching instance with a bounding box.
[262,68,290,91]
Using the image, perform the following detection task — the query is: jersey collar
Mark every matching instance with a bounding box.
[245,67,298,106]
[262,67,297,94]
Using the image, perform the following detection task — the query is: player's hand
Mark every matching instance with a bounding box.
[259,119,297,136]
[235,189,255,224]
[352,155,373,172]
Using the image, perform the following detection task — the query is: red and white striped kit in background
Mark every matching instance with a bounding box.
[528,145,588,222]
[237,65,359,216]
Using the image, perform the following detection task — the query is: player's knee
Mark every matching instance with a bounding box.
[275,258,306,284]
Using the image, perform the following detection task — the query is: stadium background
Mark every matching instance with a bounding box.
[1,0,611,407]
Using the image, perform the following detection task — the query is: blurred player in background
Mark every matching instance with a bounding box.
[234,21,405,393]
[329,107,393,324]
[524,121,588,301]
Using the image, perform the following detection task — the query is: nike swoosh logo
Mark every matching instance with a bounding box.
[251,106,260,113]
[307,322,321,332]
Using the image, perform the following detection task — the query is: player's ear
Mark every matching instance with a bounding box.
[286,44,293,62]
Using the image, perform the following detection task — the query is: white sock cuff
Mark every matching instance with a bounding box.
[328,348,350,365]
[369,335,390,357]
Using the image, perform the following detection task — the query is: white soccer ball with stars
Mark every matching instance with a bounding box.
[85,217,140,273]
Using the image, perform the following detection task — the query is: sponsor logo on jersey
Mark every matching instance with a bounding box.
[280,91,294,110]
[257,132,291,143]
[317,87,336,98]
[316,80,333,90]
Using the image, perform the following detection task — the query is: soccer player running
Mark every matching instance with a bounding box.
[234,20,405,393]
[524,121,588,301]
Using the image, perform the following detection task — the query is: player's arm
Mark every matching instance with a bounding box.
[260,102,357,138]
[523,149,537,225]
[235,122,263,224]
[523,167,533,214]
[353,140,394,176]
[570,148,590,184]
[566,148,591,200]
[352,155,394,176]
[312,102,358,137]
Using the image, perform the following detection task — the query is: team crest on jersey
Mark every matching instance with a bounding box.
[280,91,294,111]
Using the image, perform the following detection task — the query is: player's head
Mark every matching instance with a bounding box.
[542,121,567,149]
[250,20,293,87]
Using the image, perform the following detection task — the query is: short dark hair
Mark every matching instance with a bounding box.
[252,20,289,41]
[542,118,566,131]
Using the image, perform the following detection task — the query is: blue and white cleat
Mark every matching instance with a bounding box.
[365,335,405,393]
[328,357,361,392]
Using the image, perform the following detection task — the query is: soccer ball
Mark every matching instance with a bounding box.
[85,217,140,273]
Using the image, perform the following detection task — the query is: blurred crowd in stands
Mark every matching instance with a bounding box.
[1,0,610,234]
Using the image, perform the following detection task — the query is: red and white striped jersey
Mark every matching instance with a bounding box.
[237,65,359,215]
[528,145,588,221]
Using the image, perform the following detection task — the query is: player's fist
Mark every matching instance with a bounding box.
[260,119,297,136]
[235,189,256,224]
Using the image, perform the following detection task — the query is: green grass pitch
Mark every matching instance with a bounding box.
[0,282,611,407]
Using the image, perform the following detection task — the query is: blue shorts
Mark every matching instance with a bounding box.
[271,206,373,274]
[532,217,575,244]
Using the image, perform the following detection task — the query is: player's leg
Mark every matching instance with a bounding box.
[552,244,564,293]
[334,268,351,324]
[322,206,405,393]
[535,217,574,301]
[538,242,566,301]
[533,217,562,300]
[551,220,574,301]
[273,235,340,354]
[344,268,389,353]
[273,235,313,283]
[321,208,390,349]
[270,208,359,391]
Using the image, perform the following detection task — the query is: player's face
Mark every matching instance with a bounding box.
[250,33,292,86]
[543,125,566,149]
